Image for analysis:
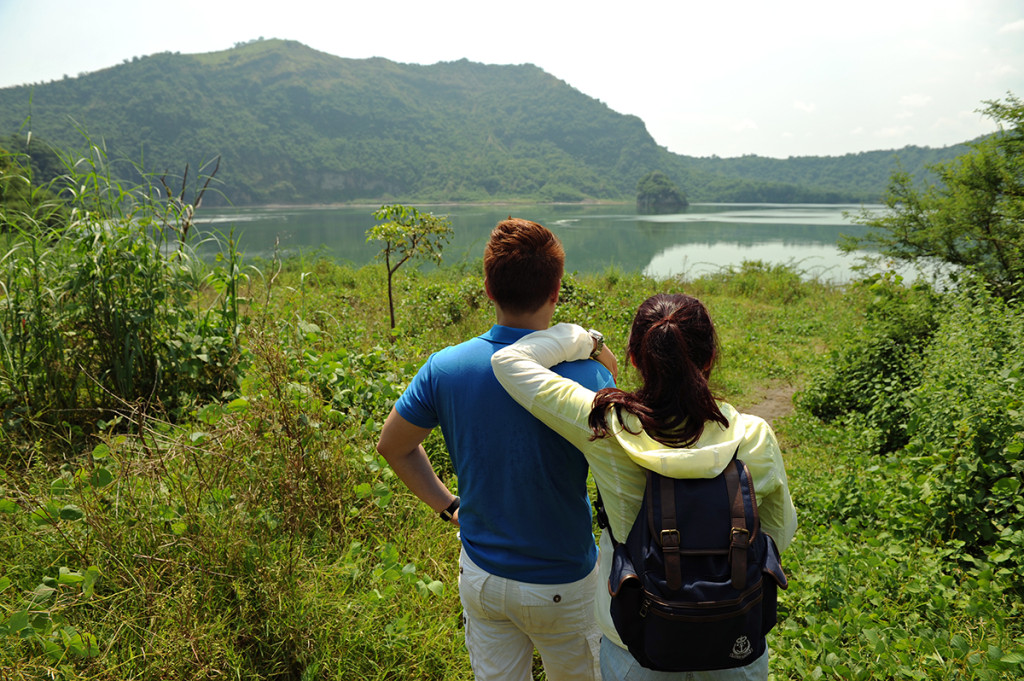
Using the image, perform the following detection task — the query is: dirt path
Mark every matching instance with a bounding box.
[740,384,798,427]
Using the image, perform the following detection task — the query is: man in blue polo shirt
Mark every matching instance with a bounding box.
[376,217,616,681]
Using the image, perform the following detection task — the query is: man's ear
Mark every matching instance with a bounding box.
[484,277,495,301]
[551,279,561,304]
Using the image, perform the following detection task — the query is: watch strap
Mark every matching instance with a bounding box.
[439,496,460,522]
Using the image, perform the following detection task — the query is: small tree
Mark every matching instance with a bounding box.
[366,203,453,329]
[843,93,1024,298]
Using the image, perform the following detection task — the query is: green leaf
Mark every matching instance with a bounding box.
[91,443,110,460]
[82,566,100,599]
[991,477,1020,494]
[91,467,114,488]
[226,397,249,412]
[41,638,63,660]
[29,503,59,525]
[0,499,17,513]
[58,567,85,585]
[30,583,56,605]
[59,504,85,521]
[7,610,30,634]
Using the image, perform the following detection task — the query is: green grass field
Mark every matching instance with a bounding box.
[2,258,1022,680]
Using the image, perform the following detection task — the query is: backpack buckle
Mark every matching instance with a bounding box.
[660,529,680,550]
[729,528,750,590]
[730,527,750,548]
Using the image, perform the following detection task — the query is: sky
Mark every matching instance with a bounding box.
[1,0,1022,159]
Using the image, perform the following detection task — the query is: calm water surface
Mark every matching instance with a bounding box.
[196,203,886,282]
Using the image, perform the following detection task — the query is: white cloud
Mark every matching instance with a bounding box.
[877,125,915,139]
[899,94,933,108]
[997,19,1024,33]
[793,101,817,113]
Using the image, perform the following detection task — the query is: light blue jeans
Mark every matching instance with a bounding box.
[600,637,769,681]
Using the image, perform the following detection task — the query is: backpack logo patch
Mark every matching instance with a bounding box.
[729,636,753,660]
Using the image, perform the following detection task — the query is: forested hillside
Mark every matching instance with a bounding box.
[0,38,970,206]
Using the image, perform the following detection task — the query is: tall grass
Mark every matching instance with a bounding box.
[0,143,247,456]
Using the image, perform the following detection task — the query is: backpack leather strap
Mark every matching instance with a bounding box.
[657,472,683,591]
[725,459,749,590]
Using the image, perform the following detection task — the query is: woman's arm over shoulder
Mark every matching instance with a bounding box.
[490,324,601,451]
[491,324,593,405]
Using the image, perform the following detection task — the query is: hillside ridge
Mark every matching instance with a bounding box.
[0,39,971,206]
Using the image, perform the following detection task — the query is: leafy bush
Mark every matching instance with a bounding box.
[794,274,1024,595]
[797,272,939,452]
[776,409,1024,680]
[400,273,486,333]
[894,280,1024,584]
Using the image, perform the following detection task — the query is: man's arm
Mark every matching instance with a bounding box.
[594,345,618,383]
[376,407,460,526]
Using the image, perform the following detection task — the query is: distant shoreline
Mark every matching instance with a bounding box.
[237,198,632,211]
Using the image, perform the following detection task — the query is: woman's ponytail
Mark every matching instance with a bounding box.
[588,294,728,447]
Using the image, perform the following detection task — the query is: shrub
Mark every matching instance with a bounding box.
[896,279,1024,587]
[797,272,939,452]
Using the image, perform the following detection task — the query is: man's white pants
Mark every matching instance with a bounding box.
[459,547,601,681]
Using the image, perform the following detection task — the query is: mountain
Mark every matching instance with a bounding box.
[0,39,971,206]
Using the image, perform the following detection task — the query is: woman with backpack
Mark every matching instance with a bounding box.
[491,292,798,680]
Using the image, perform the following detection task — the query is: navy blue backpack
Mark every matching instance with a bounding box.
[595,452,788,671]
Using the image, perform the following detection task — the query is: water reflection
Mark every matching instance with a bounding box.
[195,203,884,281]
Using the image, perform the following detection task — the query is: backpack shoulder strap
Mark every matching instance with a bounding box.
[725,457,749,590]
[594,484,617,545]
[657,471,683,591]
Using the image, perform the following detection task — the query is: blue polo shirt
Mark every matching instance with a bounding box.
[395,325,615,584]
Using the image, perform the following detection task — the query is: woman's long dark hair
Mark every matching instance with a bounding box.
[588,293,728,447]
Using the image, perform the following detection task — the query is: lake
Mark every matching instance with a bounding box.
[196,203,886,282]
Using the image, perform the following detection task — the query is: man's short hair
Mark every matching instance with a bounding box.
[484,218,565,314]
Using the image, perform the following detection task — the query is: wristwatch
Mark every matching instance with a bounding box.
[439,496,460,522]
[588,329,604,359]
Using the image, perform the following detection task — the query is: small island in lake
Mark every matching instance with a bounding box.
[636,170,688,214]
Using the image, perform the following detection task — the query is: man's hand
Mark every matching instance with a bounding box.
[377,407,459,523]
